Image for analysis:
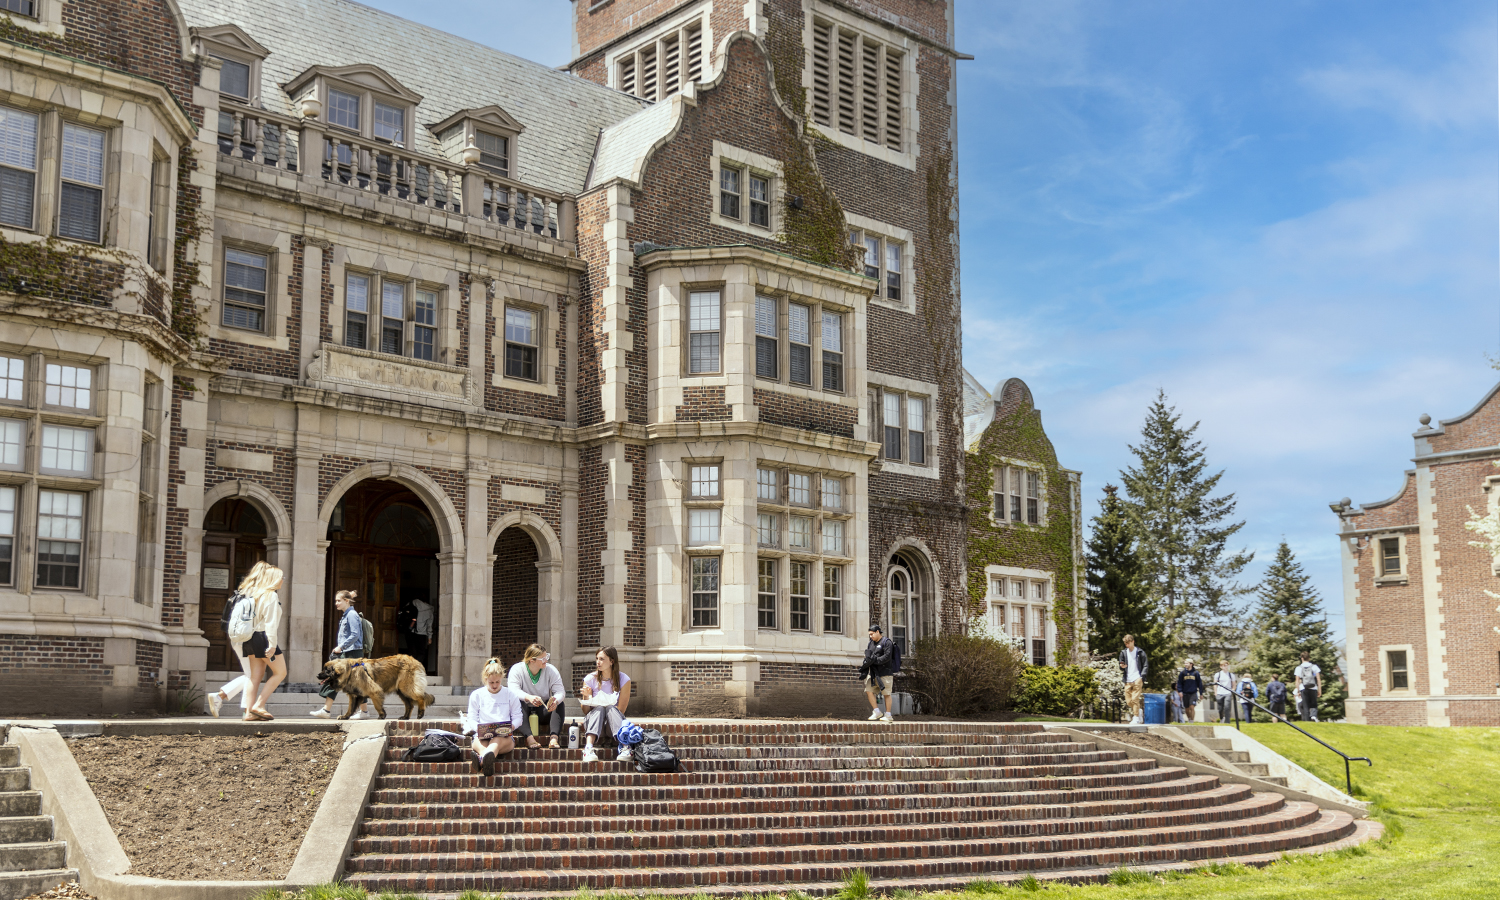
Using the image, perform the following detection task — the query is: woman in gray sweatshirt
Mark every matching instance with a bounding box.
[507,643,566,749]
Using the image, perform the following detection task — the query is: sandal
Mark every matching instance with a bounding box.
[526,737,542,750]
[249,709,274,721]
[548,736,560,750]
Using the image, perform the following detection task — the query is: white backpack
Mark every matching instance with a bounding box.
[225,591,257,643]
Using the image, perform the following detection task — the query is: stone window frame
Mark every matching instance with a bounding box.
[0,349,105,595]
[1,0,64,38]
[869,376,939,479]
[755,462,855,637]
[218,241,278,336]
[682,456,725,631]
[985,565,1055,666]
[192,25,271,107]
[1372,531,1409,585]
[752,291,851,396]
[339,266,447,362]
[0,102,40,234]
[428,106,525,178]
[803,0,918,170]
[1378,643,1415,695]
[990,459,1047,527]
[710,142,782,239]
[681,283,725,378]
[846,212,914,312]
[134,377,163,606]
[501,303,543,383]
[490,286,561,398]
[606,1,711,102]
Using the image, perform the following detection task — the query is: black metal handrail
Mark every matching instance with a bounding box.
[1220,689,1371,795]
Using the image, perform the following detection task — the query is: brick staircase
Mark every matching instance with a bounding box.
[342,720,1363,896]
[1172,726,1289,787]
[0,745,76,900]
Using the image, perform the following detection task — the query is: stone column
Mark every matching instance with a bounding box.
[599,440,632,650]
[300,239,328,379]
[559,450,580,687]
[286,430,326,683]
[463,457,492,687]
[437,548,467,684]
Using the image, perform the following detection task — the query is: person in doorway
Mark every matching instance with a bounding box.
[405,597,434,667]
[1118,635,1148,725]
[1266,673,1288,721]
[1212,660,1237,723]
[232,562,287,721]
[1294,650,1323,722]
[579,646,632,764]
[858,624,896,724]
[508,644,565,749]
[1175,659,1205,722]
[311,590,370,719]
[467,657,523,777]
[1237,673,1259,723]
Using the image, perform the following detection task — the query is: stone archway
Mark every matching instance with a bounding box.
[193,480,292,673]
[491,527,539,667]
[487,510,566,680]
[883,539,942,651]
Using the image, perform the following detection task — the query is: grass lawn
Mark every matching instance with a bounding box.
[946,723,1500,899]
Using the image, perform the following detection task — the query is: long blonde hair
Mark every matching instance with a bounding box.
[237,561,283,599]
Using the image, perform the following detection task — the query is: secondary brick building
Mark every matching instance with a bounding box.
[0,0,969,714]
[1332,382,1500,726]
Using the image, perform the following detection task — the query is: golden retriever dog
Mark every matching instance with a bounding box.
[318,655,434,720]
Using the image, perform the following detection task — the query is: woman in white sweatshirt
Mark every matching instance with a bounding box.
[227,562,286,721]
[508,644,566,750]
[468,657,524,777]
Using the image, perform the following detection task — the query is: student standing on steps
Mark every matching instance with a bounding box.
[1175,658,1205,722]
[858,624,896,724]
[508,644,565,750]
[311,590,371,719]
[1294,650,1322,722]
[1118,635,1148,725]
[1212,659,1237,723]
[579,646,632,764]
[468,657,523,777]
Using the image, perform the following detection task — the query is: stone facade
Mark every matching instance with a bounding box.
[0,0,967,715]
[1332,382,1500,726]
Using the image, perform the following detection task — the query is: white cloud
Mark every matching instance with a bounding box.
[1302,26,1496,129]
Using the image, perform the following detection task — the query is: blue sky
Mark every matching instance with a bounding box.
[357,1,1499,641]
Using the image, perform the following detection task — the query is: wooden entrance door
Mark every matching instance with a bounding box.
[199,536,265,670]
[325,547,402,659]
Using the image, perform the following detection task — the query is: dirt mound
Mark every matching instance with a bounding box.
[69,732,345,880]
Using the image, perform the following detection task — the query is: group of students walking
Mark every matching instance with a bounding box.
[1118,634,1328,724]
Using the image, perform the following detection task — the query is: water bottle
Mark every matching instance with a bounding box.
[568,724,579,749]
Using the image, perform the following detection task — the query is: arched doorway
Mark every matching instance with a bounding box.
[324,480,440,672]
[199,498,268,670]
[492,527,539,667]
[886,549,934,655]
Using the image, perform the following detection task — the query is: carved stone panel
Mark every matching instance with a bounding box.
[309,344,479,408]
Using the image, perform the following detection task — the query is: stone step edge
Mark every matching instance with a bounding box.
[344,808,1356,892]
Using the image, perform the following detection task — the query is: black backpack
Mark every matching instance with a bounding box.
[631,728,679,773]
[402,733,462,763]
[218,591,247,634]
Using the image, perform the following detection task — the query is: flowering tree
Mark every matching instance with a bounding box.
[1463,471,1500,635]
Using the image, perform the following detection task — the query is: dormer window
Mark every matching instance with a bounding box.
[374,101,404,144]
[193,25,271,106]
[477,132,508,176]
[285,64,422,150]
[328,89,360,131]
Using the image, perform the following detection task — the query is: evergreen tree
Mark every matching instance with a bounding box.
[1120,391,1253,662]
[1086,485,1173,690]
[1245,541,1346,719]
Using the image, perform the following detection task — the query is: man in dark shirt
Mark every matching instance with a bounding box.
[858,624,896,724]
[1266,673,1288,721]
[1175,659,1205,721]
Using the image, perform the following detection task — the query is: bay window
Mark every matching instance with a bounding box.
[691,556,720,628]
[688,290,720,374]
[58,123,104,244]
[0,107,38,230]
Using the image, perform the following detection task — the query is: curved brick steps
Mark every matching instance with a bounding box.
[343,721,1367,897]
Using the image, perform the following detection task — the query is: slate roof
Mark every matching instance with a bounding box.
[587,97,683,190]
[177,0,648,196]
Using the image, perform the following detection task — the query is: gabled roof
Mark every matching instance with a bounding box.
[588,98,685,190]
[428,105,525,137]
[176,0,647,195]
[285,63,422,104]
[191,23,270,58]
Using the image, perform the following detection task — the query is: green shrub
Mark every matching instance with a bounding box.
[1016,664,1099,717]
[905,633,1027,717]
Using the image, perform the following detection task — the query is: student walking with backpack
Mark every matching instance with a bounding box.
[207,581,256,718]
[1294,650,1322,722]
[209,562,286,721]
[579,646,632,764]
[1266,673,1288,721]
[311,590,372,719]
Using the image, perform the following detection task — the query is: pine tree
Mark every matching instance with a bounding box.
[1119,391,1253,662]
[1245,541,1346,719]
[1086,485,1173,690]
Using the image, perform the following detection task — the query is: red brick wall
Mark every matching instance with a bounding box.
[485,290,569,421]
[1362,700,1428,726]
[54,1,200,119]
[160,378,192,629]
[0,635,110,716]
[753,389,856,438]
[492,527,540,665]
[577,445,605,649]
[669,660,733,714]
[1428,458,1500,698]
[134,639,163,689]
[571,0,698,66]
[207,238,305,380]
[676,385,731,421]
[204,441,296,518]
[754,660,866,716]
[1425,386,1500,453]
[486,479,564,541]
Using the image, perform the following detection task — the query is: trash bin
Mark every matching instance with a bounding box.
[1143,692,1166,725]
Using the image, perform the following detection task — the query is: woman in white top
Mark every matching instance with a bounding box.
[234,562,286,721]
[579,645,631,764]
[468,658,524,777]
[507,644,566,750]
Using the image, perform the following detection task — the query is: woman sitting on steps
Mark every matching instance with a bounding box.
[579,645,631,764]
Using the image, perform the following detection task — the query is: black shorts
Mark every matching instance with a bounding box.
[1181,692,1198,706]
[243,631,282,660]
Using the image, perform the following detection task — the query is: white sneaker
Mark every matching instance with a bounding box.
[867,709,883,721]
[208,692,223,718]
[348,710,366,720]
[1129,715,1142,725]
[616,746,634,762]
[310,708,331,719]
[581,746,598,764]
[880,713,894,724]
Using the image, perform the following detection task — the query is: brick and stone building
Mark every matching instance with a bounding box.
[0,0,968,715]
[1332,382,1500,726]
[963,373,1085,666]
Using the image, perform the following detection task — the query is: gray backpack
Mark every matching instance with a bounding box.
[225,592,256,643]
[360,613,374,657]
